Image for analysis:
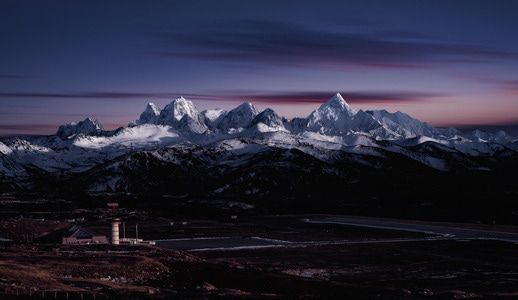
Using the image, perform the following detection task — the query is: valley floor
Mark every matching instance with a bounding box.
[1,214,518,299]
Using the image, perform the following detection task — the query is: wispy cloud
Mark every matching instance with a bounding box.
[208,90,448,105]
[478,78,518,95]
[151,20,516,70]
[452,74,518,96]
[0,123,59,137]
[0,91,233,106]
[0,74,35,79]
[0,92,179,100]
[0,89,448,106]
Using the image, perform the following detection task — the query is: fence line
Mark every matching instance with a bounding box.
[1,287,107,299]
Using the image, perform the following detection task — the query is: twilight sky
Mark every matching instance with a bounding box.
[1,0,518,137]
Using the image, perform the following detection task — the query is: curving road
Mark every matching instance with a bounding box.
[306,216,518,243]
[155,215,518,251]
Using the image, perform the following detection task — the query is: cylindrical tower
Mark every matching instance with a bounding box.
[111,218,120,245]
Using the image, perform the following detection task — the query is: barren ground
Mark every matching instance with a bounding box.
[1,212,518,299]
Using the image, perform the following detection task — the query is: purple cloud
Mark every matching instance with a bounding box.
[478,78,518,94]
[0,123,59,137]
[451,74,518,95]
[0,89,448,106]
[211,90,448,105]
[151,20,516,70]
[0,92,170,99]
[0,91,240,101]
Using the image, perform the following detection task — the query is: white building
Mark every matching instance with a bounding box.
[62,225,109,245]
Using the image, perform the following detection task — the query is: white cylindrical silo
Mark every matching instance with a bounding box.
[111,219,120,245]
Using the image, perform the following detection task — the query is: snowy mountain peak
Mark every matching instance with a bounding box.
[365,109,435,138]
[470,129,513,143]
[45,94,516,144]
[160,96,201,124]
[217,102,260,133]
[324,93,357,116]
[249,108,286,132]
[202,108,228,129]
[306,93,357,133]
[143,102,160,118]
[128,96,208,133]
[129,102,161,127]
[2,92,518,197]
[56,117,104,140]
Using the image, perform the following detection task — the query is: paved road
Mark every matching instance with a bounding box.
[155,216,518,251]
[306,216,518,243]
[155,236,291,251]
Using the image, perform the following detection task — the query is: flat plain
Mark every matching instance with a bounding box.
[1,200,518,299]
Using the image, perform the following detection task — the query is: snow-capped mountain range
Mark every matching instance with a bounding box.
[1,93,516,201]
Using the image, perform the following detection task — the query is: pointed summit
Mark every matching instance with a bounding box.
[158,96,207,133]
[142,103,160,118]
[160,96,201,123]
[129,102,160,127]
[323,93,356,116]
[306,93,357,133]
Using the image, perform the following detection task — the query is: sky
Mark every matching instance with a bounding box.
[1,0,518,137]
